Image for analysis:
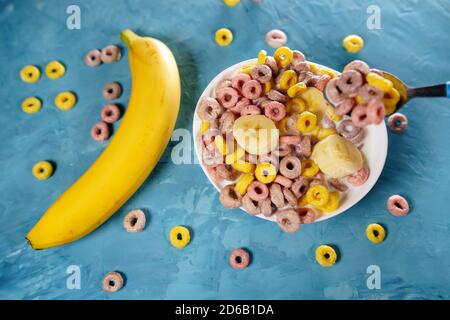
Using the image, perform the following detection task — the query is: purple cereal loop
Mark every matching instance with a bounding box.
[291,177,309,198]
[291,61,310,75]
[279,156,301,179]
[270,183,285,208]
[265,56,279,75]
[264,101,286,121]
[358,84,384,103]
[344,60,370,76]
[324,77,346,105]
[337,70,364,96]
[247,181,269,202]
[292,50,306,64]
[283,187,298,206]
[349,127,366,145]
[334,98,356,116]
[274,175,293,188]
[242,194,261,215]
[322,115,336,129]
[338,119,362,139]
[259,198,276,217]
[276,209,301,233]
[219,185,242,209]
[267,89,287,103]
[251,64,273,83]
[198,97,224,121]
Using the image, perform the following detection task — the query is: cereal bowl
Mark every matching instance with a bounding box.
[193,58,388,223]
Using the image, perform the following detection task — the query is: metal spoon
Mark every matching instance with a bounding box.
[325,71,450,112]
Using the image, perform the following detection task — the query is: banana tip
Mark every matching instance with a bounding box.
[120,29,139,47]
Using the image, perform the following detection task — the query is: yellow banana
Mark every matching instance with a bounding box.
[26,30,181,249]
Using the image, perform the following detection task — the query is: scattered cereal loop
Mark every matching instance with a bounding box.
[343,34,364,53]
[32,161,54,180]
[20,65,40,83]
[215,28,233,47]
[315,245,337,267]
[22,97,42,114]
[169,226,191,249]
[265,29,287,49]
[229,248,250,269]
[101,271,124,292]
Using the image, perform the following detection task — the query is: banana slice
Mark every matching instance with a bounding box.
[311,135,363,178]
[233,115,279,155]
[300,87,330,119]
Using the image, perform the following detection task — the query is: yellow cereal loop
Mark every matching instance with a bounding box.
[298,195,308,207]
[279,70,297,91]
[274,46,293,68]
[55,91,77,111]
[20,65,40,83]
[383,87,401,115]
[319,68,337,79]
[224,0,240,7]
[326,105,342,122]
[232,161,255,174]
[264,80,273,94]
[215,28,234,47]
[278,117,290,135]
[310,125,321,141]
[318,128,337,140]
[235,173,254,195]
[255,163,277,184]
[45,61,65,79]
[169,226,191,249]
[366,224,386,244]
[239,64,255,75]
[225,147,245,165]
[296,111,317,133]
[32,161,54,180]
[214,135,228,155]
[287,82,307,98]
[319,192,340,213]
[257,50,268,65]
[306,185,330,208]
[301,160,319,177]
[343,34,364,53]
[286,98,306,114]
[315,245,337,267]
[366,72,393,92]
[355,95,363,105]
[308,62,319,74]
[21,97,42,114]
[201,121,210,134]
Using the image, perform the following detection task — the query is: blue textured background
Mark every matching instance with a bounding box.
[1,0,449,300]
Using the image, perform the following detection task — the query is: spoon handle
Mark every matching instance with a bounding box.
[408,81,450,99]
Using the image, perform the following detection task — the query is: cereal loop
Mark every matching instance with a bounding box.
[388,113,408,134]
[242,80,262,99]
[366,224,386,244]
[265,29,287,49]
[169,226,191,249]
[85,49,102,67]
[45,61,65,79]
[274,46,293,68]
[217,87,239,109]
[91,122,110,142]
[102,272,124,292]
[55,91,77,111]
[343,34,364,53]
[32,161,54,180]
[315,245,337,267]
[20,65,40,83]
[387,195,410,217]
[230,248,250,270]
[101,45,122,63]
[276,209,301,233]
[22,97,42,114]
[215,28,234,46]
[103,82,122,100]
[101,104,121,124]
[123,209,146,233]
[264,101,286,122]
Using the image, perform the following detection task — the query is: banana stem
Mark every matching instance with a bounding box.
[121,29,139,47]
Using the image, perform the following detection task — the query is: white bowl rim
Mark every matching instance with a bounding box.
[193,58,388,223]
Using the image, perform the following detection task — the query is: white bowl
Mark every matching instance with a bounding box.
[193,59,388,223]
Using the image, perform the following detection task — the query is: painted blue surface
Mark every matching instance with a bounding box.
[0,0,450,300]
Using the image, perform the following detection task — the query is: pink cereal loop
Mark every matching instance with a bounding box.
[247,181,269,201]
[351,105,371,127]
[264,101,286,122]
[346,167,370,186]
[230,98,250,114]
[103,82,122,100]
[388,113,408,134]
[102,272,124,292]
[280,135,302,145]
[101,45,122,64]
[334,99,356,116]
[123,209,146,233]
[387,195,410,217]
[241,104,261,116]
[217,87,239,109]
[274,175,293,188]
[367,99,386,125]
[231,73,251,93]
[297,208,316,224]
[230,248,250,270]
[242,80,263,100]
[265,29,287,48]
[91,122,110,141]
[315,74,331,92]
[85,49,102,67]
[101,104,121,123]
